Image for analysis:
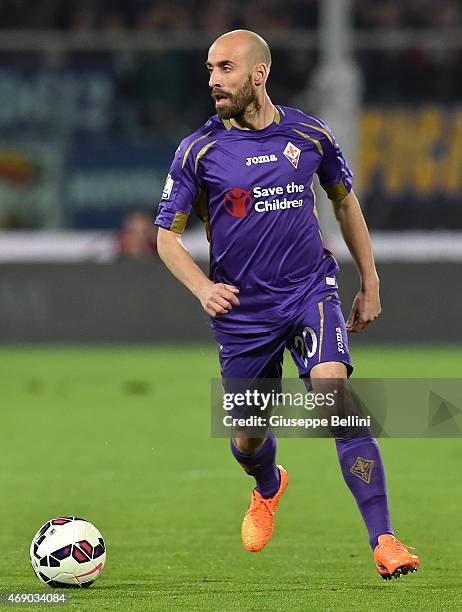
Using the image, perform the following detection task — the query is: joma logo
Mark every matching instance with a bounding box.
[246,154,278,166]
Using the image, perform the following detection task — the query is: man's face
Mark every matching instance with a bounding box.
[206,43,259,120]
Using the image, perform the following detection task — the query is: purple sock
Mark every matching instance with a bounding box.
[230,432,280,498]
[336,436,394,549]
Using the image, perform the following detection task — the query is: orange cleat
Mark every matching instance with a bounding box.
[241,465,288,552]
[374,534,420,580]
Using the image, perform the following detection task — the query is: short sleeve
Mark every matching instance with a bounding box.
[316,122,353,201]
[154,138,201,234]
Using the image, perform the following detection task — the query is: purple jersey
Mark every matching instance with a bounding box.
[155,105,352,332]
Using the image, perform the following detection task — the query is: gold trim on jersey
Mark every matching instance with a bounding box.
[220,106,280,130]
[170,211,189,234]
[182,132,212,168]
[298,122,333,144]
[322,181,349,201]
[292,129,323,156]
[192,187,211,242]
[310,182,323,241]
[318,301,325,362]
[274,106,281,124]
[310,182,319,220]
[195,140,217,173]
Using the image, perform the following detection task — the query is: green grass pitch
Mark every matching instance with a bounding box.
[1,345,461,610]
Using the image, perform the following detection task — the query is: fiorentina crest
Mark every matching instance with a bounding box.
[283,141,301,169]
[350,457,374,484]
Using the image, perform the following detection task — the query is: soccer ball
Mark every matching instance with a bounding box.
[30,516,106,588]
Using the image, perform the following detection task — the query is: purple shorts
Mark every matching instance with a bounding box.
[214,293,353,380]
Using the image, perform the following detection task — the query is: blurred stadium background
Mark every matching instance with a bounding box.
[0,0,461,344]
[1,2,462,608]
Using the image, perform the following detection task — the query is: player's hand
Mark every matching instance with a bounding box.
[346,287,381,333]
[197,282,240,317]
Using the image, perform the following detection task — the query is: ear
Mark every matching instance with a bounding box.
[253,63,268,87]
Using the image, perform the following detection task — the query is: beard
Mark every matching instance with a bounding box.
[214,75,261,120]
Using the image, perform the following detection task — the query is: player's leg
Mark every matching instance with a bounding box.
[231,431,280,498]
[217,329,284,496]
[310,360,394,550]
[216,329,288,551]
[231,429,289,552]
[288,295,419,577]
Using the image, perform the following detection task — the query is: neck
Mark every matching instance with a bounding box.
[230,94,275,131]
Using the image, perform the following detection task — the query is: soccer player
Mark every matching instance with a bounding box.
[155,30,419,579]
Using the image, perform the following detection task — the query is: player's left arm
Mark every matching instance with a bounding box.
[331,190,381,333]
[315,119,381,333]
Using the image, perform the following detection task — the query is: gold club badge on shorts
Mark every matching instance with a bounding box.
[350,457,374,483]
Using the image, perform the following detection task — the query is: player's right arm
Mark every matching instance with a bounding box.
[156,228,239,317]
[155,136,239,318]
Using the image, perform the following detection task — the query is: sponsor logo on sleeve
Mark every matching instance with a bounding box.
[162,174,174,200]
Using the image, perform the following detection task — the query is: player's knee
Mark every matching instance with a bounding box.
[233,436,266,454]
[310,361,347,379]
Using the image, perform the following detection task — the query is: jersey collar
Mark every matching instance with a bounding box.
[221,106,281,131]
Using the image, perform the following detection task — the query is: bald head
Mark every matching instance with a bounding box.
[210,30,272,70]
[207,30,272,121]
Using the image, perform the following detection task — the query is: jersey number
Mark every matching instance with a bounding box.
[294,327,317,367]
